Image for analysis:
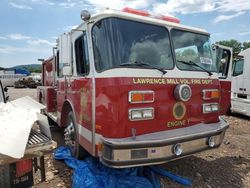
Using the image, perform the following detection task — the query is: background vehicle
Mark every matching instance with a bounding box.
[38,8,228,168]
[231,48,250,116]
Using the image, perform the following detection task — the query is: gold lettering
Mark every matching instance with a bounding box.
[180,79,191,84]
[202,79,213,84]
[133,78,138,84]
[167,120,186,128]
[133,78,213,85]
[191,79,201,84]
[166,79,179,84]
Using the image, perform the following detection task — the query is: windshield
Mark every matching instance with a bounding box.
[92,17,174,72]
[171,29,218,72]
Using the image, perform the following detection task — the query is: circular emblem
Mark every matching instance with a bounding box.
[173,102,186,120]
[174,84,192,102]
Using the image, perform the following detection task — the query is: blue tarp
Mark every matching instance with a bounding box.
[15,68,30,76]
[54,147,191,188]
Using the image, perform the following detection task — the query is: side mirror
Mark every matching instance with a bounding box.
[62,66,72,76]
[4,87,8,92]
[220,58,226,64]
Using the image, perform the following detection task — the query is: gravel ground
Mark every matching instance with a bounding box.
[8,87,250,188]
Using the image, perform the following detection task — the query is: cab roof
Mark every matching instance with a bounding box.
[74,8,209,36]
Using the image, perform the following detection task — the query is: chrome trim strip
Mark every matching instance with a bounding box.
[87,23,96,155]
[101,118,228,148]
[100,119,228,168]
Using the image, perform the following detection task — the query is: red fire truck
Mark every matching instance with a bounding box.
[38,8,229,168]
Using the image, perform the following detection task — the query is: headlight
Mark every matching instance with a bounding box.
[129,108,154,121]
[203,103,219,113]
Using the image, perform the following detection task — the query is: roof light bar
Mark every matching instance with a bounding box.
[122,7,180,24]
[156,15,180,24]
[122,7,150,17]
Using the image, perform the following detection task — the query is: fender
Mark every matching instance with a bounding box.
[59,99,76,128]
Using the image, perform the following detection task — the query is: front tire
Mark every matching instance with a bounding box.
[64,111,87,159]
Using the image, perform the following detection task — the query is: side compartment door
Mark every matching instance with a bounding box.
[56,49,66,121]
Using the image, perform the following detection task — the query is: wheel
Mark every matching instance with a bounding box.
[64,111,87,159]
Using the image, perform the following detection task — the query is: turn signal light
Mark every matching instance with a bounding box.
[203,89,220,100]
[129,91,154,103]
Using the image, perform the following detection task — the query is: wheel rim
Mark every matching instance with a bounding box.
[64,117,76,151]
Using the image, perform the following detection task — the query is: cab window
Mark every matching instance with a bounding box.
[75,32,89,75]
[217,48,231,78]
[233,59,244,76]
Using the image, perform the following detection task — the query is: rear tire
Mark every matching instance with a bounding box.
[64,111,87,159]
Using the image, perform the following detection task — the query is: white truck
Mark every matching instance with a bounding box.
[215,44,250,116]
[231,48,250,116]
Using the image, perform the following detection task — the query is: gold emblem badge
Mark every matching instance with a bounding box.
[173,102,186,120]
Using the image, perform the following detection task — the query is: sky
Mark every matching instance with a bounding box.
[0,0,250,68]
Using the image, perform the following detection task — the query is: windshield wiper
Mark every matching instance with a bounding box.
[177,60,213,76]
[120,61,167,75]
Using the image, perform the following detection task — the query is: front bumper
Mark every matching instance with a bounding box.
[100,118,229,168]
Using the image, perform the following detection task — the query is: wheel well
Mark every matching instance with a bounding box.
[60,101,73,128]
[38,91,43,104]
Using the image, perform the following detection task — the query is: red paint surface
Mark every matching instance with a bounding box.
[45,87,57,112]
[42,57,54,86]
[42,73,221,147]
[94,77,220,138]
[219,80,231,115]
[15,159,33,177]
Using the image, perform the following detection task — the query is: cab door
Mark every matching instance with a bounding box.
[215,45,233,114]
[232,58,245,99]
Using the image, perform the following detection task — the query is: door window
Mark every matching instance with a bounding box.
[233,59,244,76]
[75,32,89,75]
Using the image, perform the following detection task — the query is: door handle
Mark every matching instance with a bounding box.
[239,88,246,91]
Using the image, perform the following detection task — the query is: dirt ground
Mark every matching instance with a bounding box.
[8,87,250,188]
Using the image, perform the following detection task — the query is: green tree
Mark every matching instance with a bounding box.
[216,39,242,53]
[243,42,250,50]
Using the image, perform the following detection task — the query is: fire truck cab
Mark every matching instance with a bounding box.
[38,8,228,168]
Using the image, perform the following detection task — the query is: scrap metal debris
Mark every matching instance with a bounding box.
[0,96,45,158]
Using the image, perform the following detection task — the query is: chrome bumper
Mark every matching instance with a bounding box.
[100,118,229,168]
